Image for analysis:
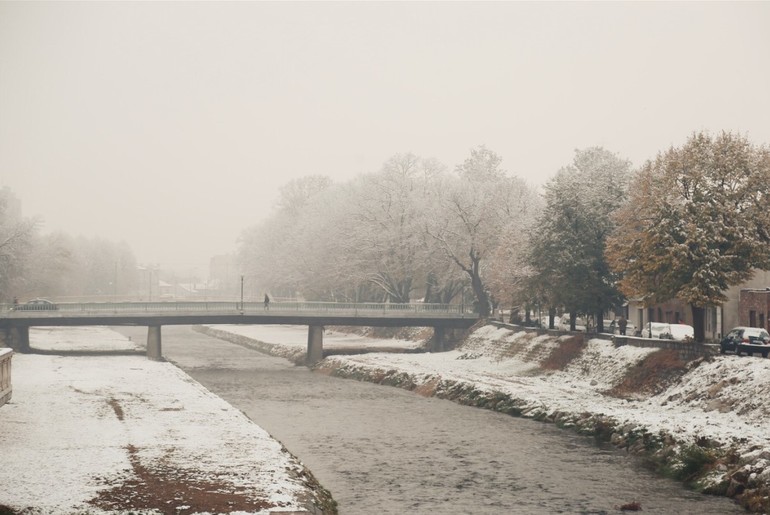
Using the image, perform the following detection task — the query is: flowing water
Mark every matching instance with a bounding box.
[116,326,742,514]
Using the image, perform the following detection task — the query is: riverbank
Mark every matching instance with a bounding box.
[0,327,336,515]
[202,322,770,513]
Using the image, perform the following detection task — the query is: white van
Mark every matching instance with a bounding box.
[641,322,694,341]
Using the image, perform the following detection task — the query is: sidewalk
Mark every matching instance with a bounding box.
[0,327,333,515]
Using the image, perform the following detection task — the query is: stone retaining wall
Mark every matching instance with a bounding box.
[0,348,12,407]
[491,321,718,360]
[612,335,718,360]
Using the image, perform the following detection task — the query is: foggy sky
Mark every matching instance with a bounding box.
[1,1,768,274]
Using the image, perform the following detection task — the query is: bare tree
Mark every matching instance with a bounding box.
[428,146,535,317]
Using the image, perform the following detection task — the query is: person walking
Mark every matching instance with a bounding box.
[618,316,628,336]
[264,294,270,311]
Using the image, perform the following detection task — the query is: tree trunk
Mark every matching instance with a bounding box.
[467,252,490,317]
[596,310,604,333]
[424,273,437,303]
[691,304,706,342]
[569,312,577,332]
[548,307,556,330]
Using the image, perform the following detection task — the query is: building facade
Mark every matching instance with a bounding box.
[625,270,770,341]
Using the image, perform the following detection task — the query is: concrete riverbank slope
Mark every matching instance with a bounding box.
[211,322,770,513]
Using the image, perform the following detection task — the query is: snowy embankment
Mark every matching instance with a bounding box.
[195,324,422,364]
[0,327,334,515]
[216,323,770,512]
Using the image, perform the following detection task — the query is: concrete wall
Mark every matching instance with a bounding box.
[0,348,12,407]
[612,336,717,361]
[493,322,716,361]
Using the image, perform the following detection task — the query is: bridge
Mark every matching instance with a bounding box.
[0,301,478,364]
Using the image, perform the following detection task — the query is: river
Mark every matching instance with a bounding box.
[115,325,742,514]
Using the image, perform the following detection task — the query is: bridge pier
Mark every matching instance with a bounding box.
[307,325,324,365]
[431,326,445,352]
[0,326,30,353]
[147,325,163,361]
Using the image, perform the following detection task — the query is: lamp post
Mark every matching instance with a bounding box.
[240,275,244,311]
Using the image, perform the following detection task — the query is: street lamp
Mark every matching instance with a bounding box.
[240,275,244,311]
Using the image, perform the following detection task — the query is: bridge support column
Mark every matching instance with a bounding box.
[0,326,30,353]
[146,325,163,361]
[431,326,445,352]
[307,325,324,365]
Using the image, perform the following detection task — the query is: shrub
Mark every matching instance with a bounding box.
[668,444,718,482]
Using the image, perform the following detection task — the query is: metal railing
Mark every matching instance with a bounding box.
[1,300,473,317]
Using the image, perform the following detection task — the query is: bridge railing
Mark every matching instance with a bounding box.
[1,301,474,316]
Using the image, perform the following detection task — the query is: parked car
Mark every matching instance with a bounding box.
[720,327,770,357]
[666,324,695,341]
[641,322,694,341]
[13,298,58,311]
[641,322,671,339]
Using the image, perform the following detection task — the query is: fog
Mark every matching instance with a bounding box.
[1,1,768,271]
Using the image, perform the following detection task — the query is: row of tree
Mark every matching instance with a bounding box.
[238,146,539,316]
[0,187,141,302]
[239,132,770,341]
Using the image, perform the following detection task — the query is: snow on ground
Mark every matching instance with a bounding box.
[5,323,770,512]
[198,323,770,455]
[208,324,421,350]
[30,326,143,352]
[0,327,322,514]
[317,326,770,456]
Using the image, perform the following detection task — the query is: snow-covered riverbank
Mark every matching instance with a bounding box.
[0,327,335,515]
[4,322,769,513]
[207,322,770,513]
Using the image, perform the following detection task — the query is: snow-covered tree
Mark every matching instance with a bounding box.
[528,147,631,331]
[22,233,139,299]
[239,175,338,299]
[240,149,536,313]
[0,187,38,299]
[606,131,770,341]
[428,146,536,317]
[347,153,444,303]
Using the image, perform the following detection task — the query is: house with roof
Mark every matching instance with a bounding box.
[625,270,770,341]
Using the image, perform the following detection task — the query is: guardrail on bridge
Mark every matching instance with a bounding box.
[0,300,474,318]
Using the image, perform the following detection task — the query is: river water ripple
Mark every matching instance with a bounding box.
[117,326,743,514]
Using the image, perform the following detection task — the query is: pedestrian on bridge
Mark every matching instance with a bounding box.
[264,294,270,311]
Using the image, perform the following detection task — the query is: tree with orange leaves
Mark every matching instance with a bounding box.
[606,131,770,342]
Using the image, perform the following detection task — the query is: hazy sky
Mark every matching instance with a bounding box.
[1,1,768,274]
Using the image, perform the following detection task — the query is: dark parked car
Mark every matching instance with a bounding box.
[720,327,770,357]
[13,298,58,311]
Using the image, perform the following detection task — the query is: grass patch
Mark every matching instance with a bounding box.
[540,335,585,370]
[609,349,688,398]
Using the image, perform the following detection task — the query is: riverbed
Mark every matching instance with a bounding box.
[115,326,743,514]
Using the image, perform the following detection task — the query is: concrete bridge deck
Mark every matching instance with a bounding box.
[0,301,478,363]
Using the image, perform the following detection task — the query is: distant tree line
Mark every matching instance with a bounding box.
[238,146,540,317]
[240,132,770,342]
[0,186,140,302]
